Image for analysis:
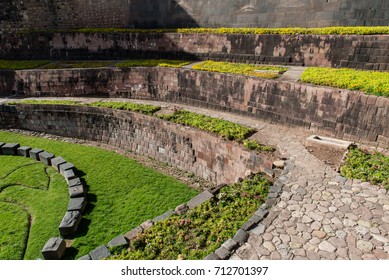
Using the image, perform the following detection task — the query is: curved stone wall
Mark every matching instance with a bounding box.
[0,104,276,185]
[1,68,388,147]
[1,33,389,70]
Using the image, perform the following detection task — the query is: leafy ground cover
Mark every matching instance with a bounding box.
[89,101,161,115]
[0,155,68,259]
[111,173,271,260]
[72,26,389,35]
[301,67,389,97]
[193,60,288,79]
[341,147,389,189]
[0,131,198,259]
[115,59,191,68]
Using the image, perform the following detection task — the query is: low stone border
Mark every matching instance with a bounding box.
[78,162,287,260]
[0,142,87,260]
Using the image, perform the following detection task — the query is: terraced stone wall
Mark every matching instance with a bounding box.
[2,67,388,147]
[1,33,389,70]
[0,104,273,185]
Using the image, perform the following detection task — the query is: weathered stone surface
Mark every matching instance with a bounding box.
[187,190,214,209]
[38,151,55,166]
[215,246,230,259]
[60,162,75,175]
[357,240,374,252]
[89,245,111,260]
[175,203,188,215]
[319,240,336,253]
[233,229,249,245]
[64,169,77,183]
[124,227,142,241]
[153,210,174,223]
[273,160,285,169]
[78,254,91,260]
[68,177,81,188]
[1,143,20,155]
[108,235,128,249]
[41,237,66,260]
[59,211,82,236]
[51,156,66,172]
[221,239,239,252]
[69,184,85,198]
[204,253,221,260]
[17,146,31,157]
[29,148,43,160]
[140,220,153,230]
[250,223,265,235]
[68,197,86,212]
[242,220,256,231]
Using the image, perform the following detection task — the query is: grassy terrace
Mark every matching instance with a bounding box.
[39,26,389,35]
[193,61,288,79]
[0,131,198,259]
[301,67,389,97]
[111,173,271,260]
[341,147,389,190]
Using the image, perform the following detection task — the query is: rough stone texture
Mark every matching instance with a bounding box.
[221,239,239,252]
[68,197,86,213]
[17,146,31,157]
[89,245,111,260]
[69,184,85,198]
[59,211,82,236]
[68,177,82,188]
[140,220,154,231]
[38,151,55,166]
[51,156,66,171]
[41,237,66,260]
[60,162,75,175]
[107,235,128,249]
[63,169,77,183]
[124,227,143,241]
[204,253,221,260]
[187,190,214,209]
[153,210,174,223]
[29,148,43,160]
[78,254,91,260]
[1,143,20,155]
[234,229,249,245]
[215,247,230,260]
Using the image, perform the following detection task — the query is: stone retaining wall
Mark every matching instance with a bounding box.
[1,33,389,70]
[0,104,275,185]
[1,68,388,147]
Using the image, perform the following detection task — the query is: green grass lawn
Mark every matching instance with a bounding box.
[0,131,198,259]
[301,67,389,97]
[193,60,288,79]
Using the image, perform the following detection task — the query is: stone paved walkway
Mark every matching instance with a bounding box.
[1,96,388,260]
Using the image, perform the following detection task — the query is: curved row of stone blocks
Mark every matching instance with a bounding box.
[79,163,289,260]
[0,141,87,260]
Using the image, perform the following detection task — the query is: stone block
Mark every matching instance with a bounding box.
[60,162,75,175]
[68,177,81,188]
[175,203,188,215]
[78,254,91,260]
[89,245,111,260]
[140,220,153,230]
[153,210,174,223]
[221,239,239,251]
[233,229,249,245]
[242,220,256,231]
[41,237,66,260]
[108,235,128,249]
[69,184,85,198]
[204,253,221,260]
[29,148,43,160]
[215,246,230,260]
[187,190,214,209]
[59,211,82,236]
[64,169,77,183]
[0,142,4,154]
[1,143,20,155]
[68,197,86,213]
[51,156,66,172]
[17,146,31,157]
[39,151,55,166]
[124,226,143,241]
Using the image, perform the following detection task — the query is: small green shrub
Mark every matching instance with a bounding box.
[193,60,288,79]
[341,147,389,189]
[301,67,389,97]
[243,139,275,152]
[110,173,271,260]
[115,59,190,68]
[89,101,161,115]
[159,110,254,142]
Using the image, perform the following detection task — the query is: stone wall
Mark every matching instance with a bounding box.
[1,104,273,185]
[1,33,389,70]
[1,68,388,147]
[1,0,388,32]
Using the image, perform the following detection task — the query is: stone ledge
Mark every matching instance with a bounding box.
[17,146,31,157]
[41,237,66,260]
[1,143,20,155]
